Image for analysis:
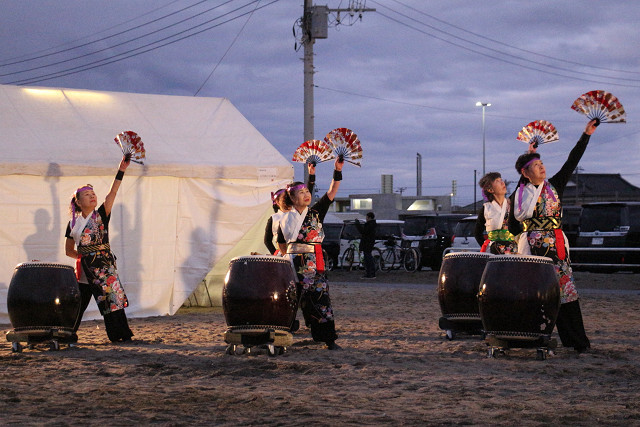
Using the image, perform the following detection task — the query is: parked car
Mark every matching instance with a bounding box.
[400,213,469,270]
[321,222,343,270]
[338,219,404,267]
[573,202,640,271]
[562,205,582,247]
[444,215,483,256]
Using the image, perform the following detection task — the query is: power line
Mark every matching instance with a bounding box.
[369,1,640,88]
[194,0,260,96]
[6,0,280,86]
[0,0,240,78]
[386,0,640,76]
[0,0,204,67]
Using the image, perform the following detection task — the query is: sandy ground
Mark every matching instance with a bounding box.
[1,269,640,426]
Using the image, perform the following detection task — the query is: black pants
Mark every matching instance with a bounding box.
[73,282,94,333]
[72,282,133,342]
[362,249,376,277]
[555,300,590,351]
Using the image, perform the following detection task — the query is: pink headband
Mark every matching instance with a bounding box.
[286,183,306,193]
[271,189,285,204]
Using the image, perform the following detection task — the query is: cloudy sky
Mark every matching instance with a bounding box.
[1,0,639,207]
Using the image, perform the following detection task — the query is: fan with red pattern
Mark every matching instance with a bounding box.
[571,90,626,125]
[516,120,559,149]
[324,127,363,167]
[114,131,146,164]
[292,139,334,166]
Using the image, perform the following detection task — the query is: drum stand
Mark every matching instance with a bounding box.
[485,333,557,360]
[6,327,77,352]
[439,316,484,340]
[224,326,293,357]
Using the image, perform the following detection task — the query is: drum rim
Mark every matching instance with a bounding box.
[15,262,75,270]
[443,252,494,259]
[486,254,553,263]
[229,255,291,263]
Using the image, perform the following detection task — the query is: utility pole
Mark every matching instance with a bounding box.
[416,153,422,196]
[298,1,375,183]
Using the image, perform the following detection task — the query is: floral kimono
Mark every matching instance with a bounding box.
[278,194,337,344]
[514,181,577,304]
[478,199,517,255]
[70,204,129,316]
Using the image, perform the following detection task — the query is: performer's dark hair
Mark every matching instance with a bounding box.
[478,172,502,202]
[69,184,93,216]
[366,212,375,220]
[515,153,540,175]
[283,181,305,207]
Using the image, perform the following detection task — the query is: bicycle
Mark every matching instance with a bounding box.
[380,236,421,272]
[341,239,382,272]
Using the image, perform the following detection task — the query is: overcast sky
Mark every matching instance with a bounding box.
[1,0,639,207]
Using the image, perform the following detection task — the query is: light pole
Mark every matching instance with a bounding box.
[475,101,491,176]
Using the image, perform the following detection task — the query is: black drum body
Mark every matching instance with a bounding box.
[222,255,298,331]
[7,262,81,332]
[437,252,493,337]
[478,255,560,341]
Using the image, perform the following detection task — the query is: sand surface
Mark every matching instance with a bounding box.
[2,270,640,426]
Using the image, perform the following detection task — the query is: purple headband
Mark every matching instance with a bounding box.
[286,183,306,193]
[520,158,538,173]
[271,188,285,204]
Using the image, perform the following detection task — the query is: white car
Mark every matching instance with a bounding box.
[443,215,483,256]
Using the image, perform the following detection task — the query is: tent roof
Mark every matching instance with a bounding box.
[0,84,292,179]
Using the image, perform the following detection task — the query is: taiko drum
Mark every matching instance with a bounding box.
[7,262,81,333]
[438,252,494,323]
[478,255,560,339]
[222,255,298,330]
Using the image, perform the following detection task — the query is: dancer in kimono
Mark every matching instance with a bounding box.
[474,172,517,254]
[263,163,315,255]
[277,157,344,350]
[65,155,134,343]
[508,120,597,354]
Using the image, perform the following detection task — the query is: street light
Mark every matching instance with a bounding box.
[476,101,491,176]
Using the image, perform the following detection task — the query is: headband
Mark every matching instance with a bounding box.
[286,183,306,193]
[520,158,538,174]
[70,185,94,228]
[270,188,285,204]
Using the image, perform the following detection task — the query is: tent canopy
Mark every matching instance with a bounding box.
[0,84,288,179]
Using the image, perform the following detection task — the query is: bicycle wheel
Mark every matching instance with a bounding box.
[381,248,396,271]
[403,248,420,272]
[341,247,355,271]
[322,249,334,271]
[371,248,383,272]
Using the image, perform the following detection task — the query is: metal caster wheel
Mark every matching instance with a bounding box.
[267,344,277,357]
[225,344,237,355]
[50,340,60,351]
[445,330,456,341]
[487,347,496,358]
[11,342,23,353]
[536,348,547,361]
[243,347,251,355]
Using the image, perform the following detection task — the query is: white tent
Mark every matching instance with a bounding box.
[0,84,293,323]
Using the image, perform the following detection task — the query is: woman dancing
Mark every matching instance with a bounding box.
[264,163,315,255]
[508,120,597,354]
[277,157,344,350]
[474,172,517,254]
[65,155,134,343]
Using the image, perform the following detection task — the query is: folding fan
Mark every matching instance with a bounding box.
[516,120,559,148]
[571,90,626,125]
[114,131,146,164]
[292,139,334,165]
[324,128,363,167]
